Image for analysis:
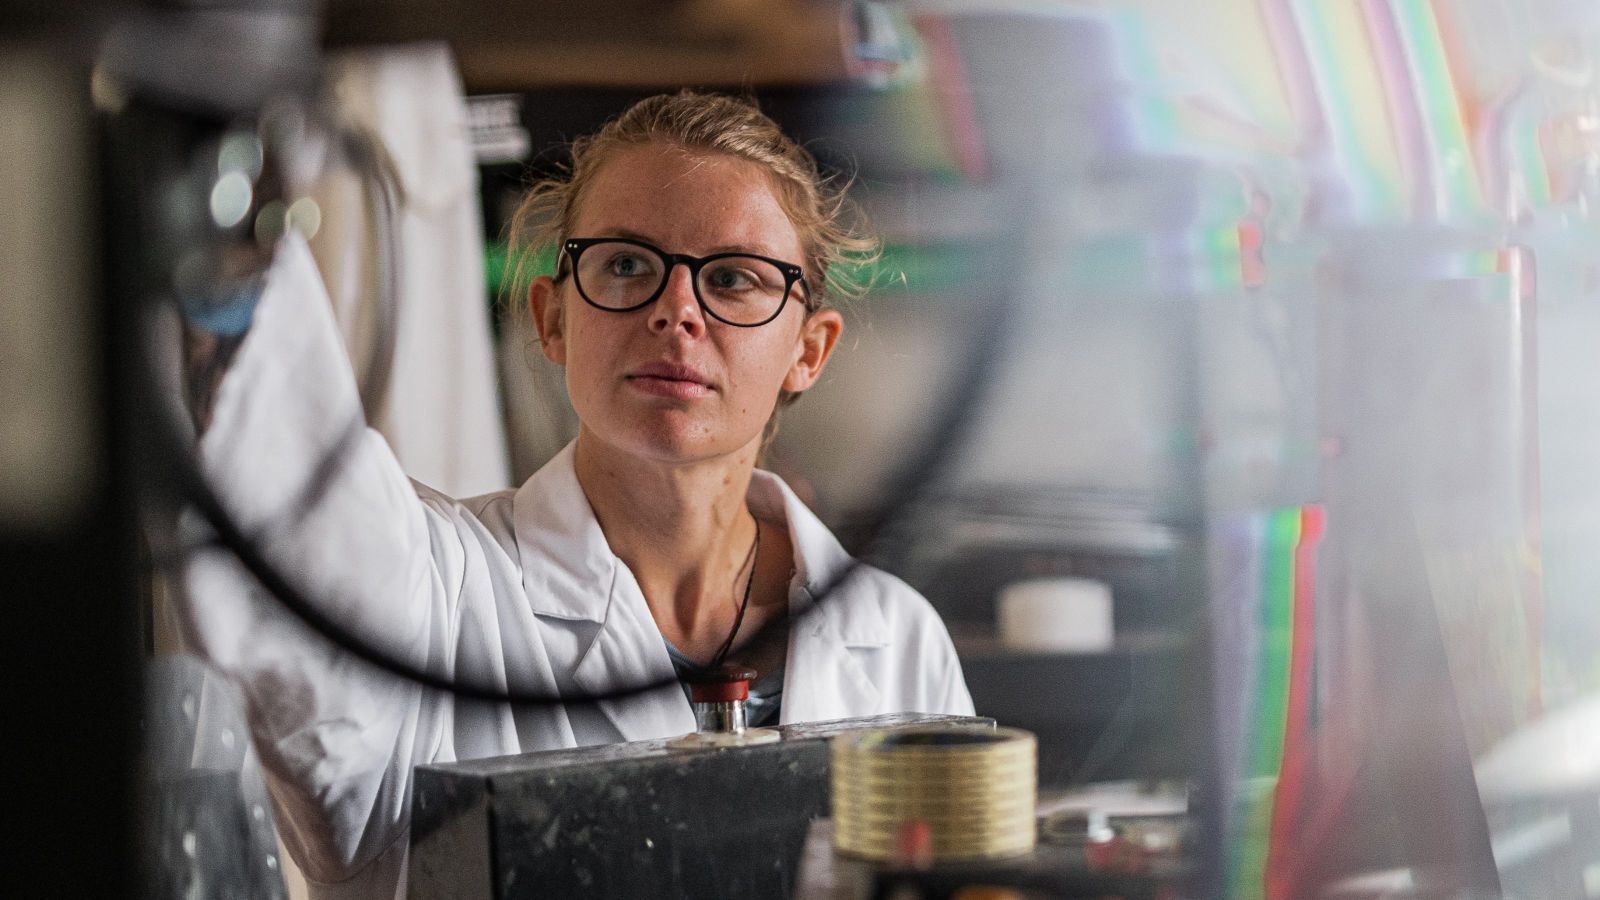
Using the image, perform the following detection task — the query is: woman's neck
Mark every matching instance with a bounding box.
[572,429,762,648]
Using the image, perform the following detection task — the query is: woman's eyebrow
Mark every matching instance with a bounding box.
[599,226,661,245]
[707,242,782,257]
[594,227,781,259]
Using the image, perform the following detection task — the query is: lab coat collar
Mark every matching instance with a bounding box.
[511,443,614,624]
[512,443,891,647]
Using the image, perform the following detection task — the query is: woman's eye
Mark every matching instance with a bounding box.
[606,253,653,277]
[706,265,759,291]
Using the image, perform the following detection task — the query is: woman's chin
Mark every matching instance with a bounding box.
[585,416,759,467]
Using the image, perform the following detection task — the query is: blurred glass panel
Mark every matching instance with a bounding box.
[781,2,1600,896]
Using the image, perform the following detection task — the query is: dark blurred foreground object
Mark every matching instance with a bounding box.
[409,713,991,900]
[0,39,141,900]
[1,3,317,899]
[147,770,277,900]
[144,656,288,899]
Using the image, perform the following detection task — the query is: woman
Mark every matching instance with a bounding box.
[184,91,972,900]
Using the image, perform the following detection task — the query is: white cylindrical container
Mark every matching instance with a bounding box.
[996,577,1114,652]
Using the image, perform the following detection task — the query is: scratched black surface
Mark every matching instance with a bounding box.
[409,713,993,900]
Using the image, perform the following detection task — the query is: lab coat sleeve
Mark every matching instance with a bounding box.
[180,234,550,886]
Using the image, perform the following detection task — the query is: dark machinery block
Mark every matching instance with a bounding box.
[408,713,992,900]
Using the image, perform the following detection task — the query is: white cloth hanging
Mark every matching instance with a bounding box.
[303,42,510,497]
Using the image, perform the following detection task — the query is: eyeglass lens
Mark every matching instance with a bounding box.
[573,241,792,326]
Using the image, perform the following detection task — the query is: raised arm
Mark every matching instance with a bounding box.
[178,234,565,886]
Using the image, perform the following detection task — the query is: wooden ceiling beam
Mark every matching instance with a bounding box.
[325,0,856,90]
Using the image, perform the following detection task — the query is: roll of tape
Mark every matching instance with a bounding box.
[832,725,1037,862]
[996,577,1114,652]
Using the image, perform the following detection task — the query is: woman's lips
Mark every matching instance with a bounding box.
[626,375,712,399]
[625,362,713,399]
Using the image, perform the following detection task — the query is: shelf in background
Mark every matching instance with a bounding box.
[951,625,1193,785]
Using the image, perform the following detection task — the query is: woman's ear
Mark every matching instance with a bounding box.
[783,309,843,393]
[528,276,566,365]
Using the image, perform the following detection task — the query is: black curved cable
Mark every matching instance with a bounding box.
[137,96,1024,707]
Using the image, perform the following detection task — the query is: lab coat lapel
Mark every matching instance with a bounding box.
[783,584,883,723]
[512,444,694,742]
[750,472,891,724]
[572,563,696,743]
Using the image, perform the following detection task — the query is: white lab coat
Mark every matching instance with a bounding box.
[181,235,973,900]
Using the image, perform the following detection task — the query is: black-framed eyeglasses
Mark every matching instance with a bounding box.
[559,237,811,328]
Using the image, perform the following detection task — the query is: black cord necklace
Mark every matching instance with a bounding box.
[709,518,760,668]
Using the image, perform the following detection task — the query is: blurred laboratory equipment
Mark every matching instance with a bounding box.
[408,713,991,900]
[667,664,784,747]
[831,725,1038,862]
[996,578,1116,653]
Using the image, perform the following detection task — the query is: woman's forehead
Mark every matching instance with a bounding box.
[571,143,804,261]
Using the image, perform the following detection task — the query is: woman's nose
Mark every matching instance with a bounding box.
[649,264,706,336]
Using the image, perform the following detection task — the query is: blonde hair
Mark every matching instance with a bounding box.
[506,90,879,316]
